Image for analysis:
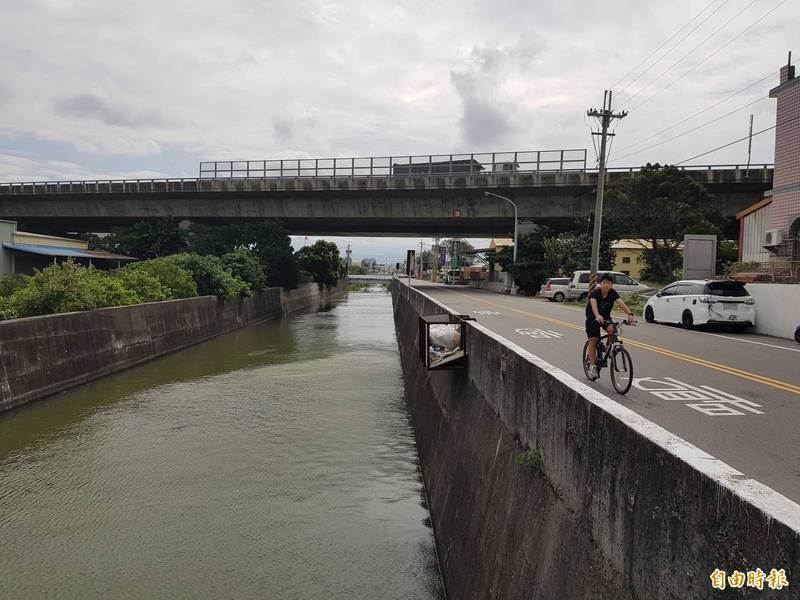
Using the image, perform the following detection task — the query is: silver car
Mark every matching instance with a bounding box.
[540,277,570,302]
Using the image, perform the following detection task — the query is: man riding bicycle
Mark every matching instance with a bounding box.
[585,273,636,381]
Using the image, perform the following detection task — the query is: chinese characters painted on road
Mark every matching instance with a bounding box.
[632,377,764,416]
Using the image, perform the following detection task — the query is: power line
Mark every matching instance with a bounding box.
[620,0,758,109]
[614,69,776,153]
[675,112,800,165]
[628,0,789,112]
[614,0,731,101]
[609,0,721,92]
[611,95,769,162]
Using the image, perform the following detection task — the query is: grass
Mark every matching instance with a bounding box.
[516,449,542,471]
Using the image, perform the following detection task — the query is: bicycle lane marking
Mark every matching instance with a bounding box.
[433,288,800,397]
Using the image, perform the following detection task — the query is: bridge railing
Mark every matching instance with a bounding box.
[198,150,589,179]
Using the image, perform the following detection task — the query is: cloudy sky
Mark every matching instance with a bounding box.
[0,0,796,258]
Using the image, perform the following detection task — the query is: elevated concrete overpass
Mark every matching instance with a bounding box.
[0,151,773,236]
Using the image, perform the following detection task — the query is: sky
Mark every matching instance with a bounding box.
[0,0,796,259]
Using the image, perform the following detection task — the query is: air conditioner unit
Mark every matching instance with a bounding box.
[764,229,782,247]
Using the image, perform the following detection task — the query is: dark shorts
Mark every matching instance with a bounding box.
[585,318,614,339]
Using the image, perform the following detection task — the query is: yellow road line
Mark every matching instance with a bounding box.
[438,288,800,396]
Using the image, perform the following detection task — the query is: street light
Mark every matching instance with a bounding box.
[484,191,518,263]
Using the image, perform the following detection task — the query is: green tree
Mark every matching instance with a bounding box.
[91,219,186,259]
[495,226,552,294]
[10,261,139,317]
[606,164,723,282]
[348,264,368,275]
[0,274,27,297]
[163,253,249,300]
[222,249,268,291]
[113,268,171,303]
[186,221,299,289]
[295,240,343,288]
[125,259,198,299]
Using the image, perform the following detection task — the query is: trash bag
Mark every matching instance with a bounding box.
[429,324,461,349]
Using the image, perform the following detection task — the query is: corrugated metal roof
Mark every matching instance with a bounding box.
[2,243,137,261]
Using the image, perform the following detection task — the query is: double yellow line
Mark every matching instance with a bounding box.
[440,288,800,396]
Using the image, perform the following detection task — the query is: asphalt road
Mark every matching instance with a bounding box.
[413,281,800,504]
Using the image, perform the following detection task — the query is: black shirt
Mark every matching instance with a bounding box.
[585,287,619,320]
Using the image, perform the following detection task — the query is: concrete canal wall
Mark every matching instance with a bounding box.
[391,281,800,600]
[0,280,348,413]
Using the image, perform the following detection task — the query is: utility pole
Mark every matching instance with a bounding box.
[746,114,754,170]
[587,90,627,291]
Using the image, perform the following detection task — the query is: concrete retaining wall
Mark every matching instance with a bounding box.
[747,283,800,340]
[0,280,348,413]
[391,281,800,599]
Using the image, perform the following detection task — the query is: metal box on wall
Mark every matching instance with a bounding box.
[683,234,717,280]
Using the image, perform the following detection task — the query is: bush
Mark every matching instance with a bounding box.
[163,253,249,300]
[0,297,16,320]
[126,258,198,299]
[221,249,268,291]
[10,261,140,318]
[0,274,27,297]
[114,268,171,303]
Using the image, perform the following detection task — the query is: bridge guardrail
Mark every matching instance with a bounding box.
[0,155,773,195]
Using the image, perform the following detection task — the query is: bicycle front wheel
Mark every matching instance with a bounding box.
[610,346,634,394]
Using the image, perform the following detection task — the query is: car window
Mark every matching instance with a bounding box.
[674,284,694,295]
[553,278,569,285]
[659,284,678,296]
[614,274,634,285]
[704,282,748,297]
[691,284,706,295]
[578,273,589,284]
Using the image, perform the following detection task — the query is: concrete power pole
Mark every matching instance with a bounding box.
[586,91,627,291]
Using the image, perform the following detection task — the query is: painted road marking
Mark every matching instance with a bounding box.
[473,310,502,315]
[434,288,800,397]
[633,377,765,416]
[515,328,564,339]
[688,330,800,354]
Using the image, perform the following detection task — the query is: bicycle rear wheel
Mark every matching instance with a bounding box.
[610,346,634,394]
[581,340,593,379]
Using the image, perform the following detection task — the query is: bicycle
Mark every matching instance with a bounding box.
[582,320,635,394]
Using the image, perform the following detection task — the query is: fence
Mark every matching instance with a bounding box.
[198,150,588,179]
[728,261,800,283]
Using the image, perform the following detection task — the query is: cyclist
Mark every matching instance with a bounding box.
[585,273,637,381]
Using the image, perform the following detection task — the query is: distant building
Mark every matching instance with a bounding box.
[766,54,800,261]
[612,239,683,280]
[360,257,377,272]
[0,220,136,275]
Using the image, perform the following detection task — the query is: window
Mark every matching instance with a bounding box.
[622,256,631,264]
[674,284,694,296]
[578,273,590,284]
[704,282,748,297]
[659,284,678,296]
[614,274,634,285]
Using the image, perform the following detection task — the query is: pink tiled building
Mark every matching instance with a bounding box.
[768,54,800,261]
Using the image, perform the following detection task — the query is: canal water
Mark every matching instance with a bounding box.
[0,287,444,599]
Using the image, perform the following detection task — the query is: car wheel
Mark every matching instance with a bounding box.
[554,292,565,302]
[578,292,588,302]
[644,306,655,323]
[795,328,800,344]
[681,310,694,330]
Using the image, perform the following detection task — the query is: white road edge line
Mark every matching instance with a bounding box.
[411,283,800,532]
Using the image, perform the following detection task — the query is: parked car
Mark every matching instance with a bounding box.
[567,271,650,301]
[794,324,800,344]
[643,280,756,330]
[539,277,570,301]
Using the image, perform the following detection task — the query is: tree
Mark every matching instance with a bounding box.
[162,253,249,300]
[295,240,343,288]
[495,226,552,294]
[91,219,186,259]
[542,231,615,277]
[125,258,198,299]
[222,249,268,291]
[606,164,724,283]
[10,261,140,317]
[186,221,299,289]
[348,264,368,275]
[113,268,171,303]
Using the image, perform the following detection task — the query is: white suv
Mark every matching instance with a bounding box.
[567,270,650,301]
[643,280,755,329]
